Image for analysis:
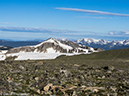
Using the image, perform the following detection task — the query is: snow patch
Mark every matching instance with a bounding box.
[0,50,8,54]
[0,55,6,60]
[46,48,59,53]
[57,41,73,49]
[0,52,90,61]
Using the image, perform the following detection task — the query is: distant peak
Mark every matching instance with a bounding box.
[48,37,55,40]
[45,37,57,42]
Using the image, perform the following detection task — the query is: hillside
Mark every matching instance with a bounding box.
[56,48,129,60]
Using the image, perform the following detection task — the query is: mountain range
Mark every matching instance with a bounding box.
[74,38,129,50]
[0,38,129,50]
[0,38,103,61]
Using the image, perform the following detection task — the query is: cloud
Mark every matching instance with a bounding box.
[0,26,95,35]
[0,26,96,41]
[42,25,57,27]
[77,16,106,19]
[56,7,129,17]
[79,26,96,29]
[0,26,64,33]
[108,31,129,35]
[2,22,17,25]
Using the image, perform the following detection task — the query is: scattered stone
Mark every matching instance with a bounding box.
[102,66,109,70]
[34,77,39,81]
[83,87,105,92]
[19,65,25,70]
[44,83,53,91]
[74,64,80,67]
[110,86,117,92]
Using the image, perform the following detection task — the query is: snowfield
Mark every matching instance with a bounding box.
[0,52,87,61]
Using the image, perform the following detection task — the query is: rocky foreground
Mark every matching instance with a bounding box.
[0,60,129,96]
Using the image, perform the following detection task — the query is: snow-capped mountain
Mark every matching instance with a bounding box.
[0,38,103,60]
[7,38,96,54]
[76,38,109,45]
[75,38,129,50]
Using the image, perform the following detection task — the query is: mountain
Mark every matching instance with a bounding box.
[0,46,13,50]
[7,38,96,54]
[0,40,40,47]
[75,38,129,50]
[0,38,103,60]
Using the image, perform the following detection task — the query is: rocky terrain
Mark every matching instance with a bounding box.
[0,48,129,96]
[0,60,129,96]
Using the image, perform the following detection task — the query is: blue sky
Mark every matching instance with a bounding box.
[0,0,129,41]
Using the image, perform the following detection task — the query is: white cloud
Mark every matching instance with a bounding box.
[0,26,95,35]
[109,31,129,35]
[42,25,57,27]
[2,22,17,25]
[0,26,65,33]
[79,26,96,29]
[77,16,106,19]
[56,7,129,17]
